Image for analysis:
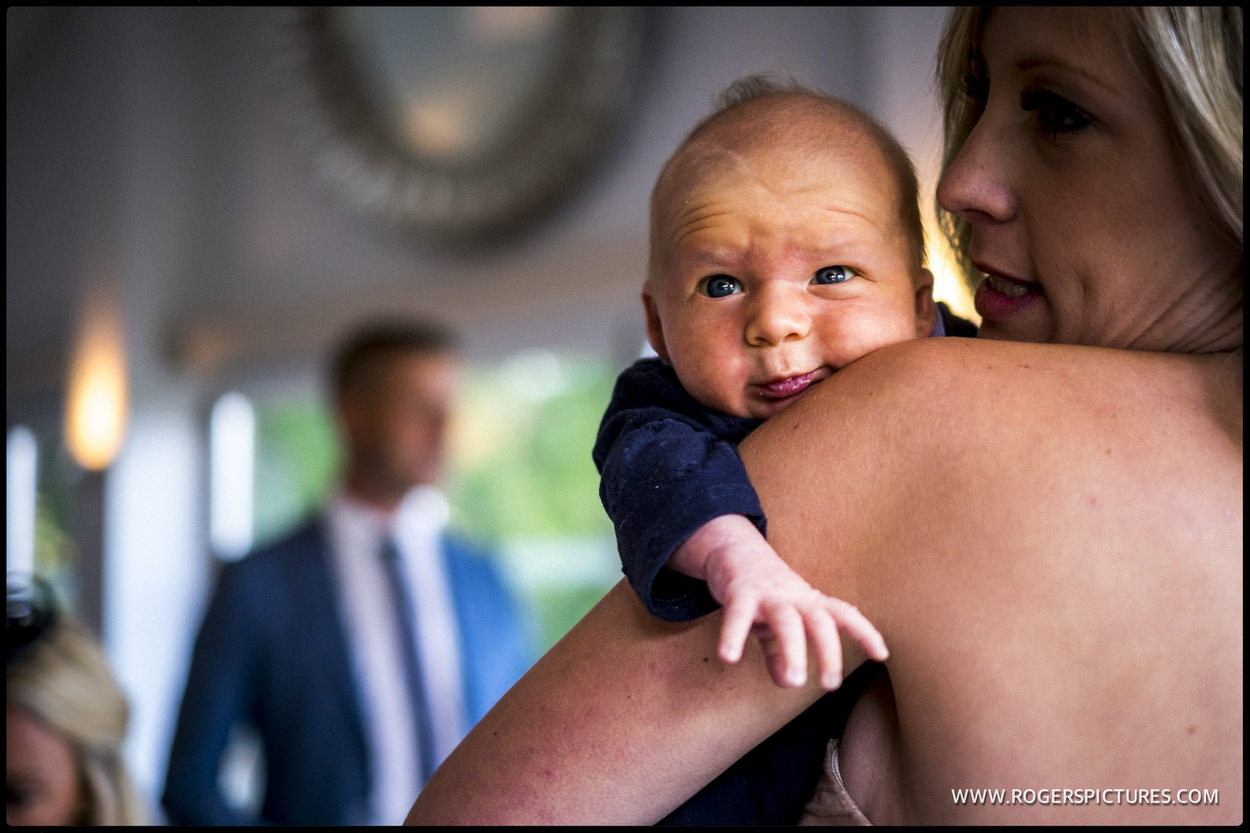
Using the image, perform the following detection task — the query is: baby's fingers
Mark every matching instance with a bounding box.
[761,605,807,688]
[827,598,889,661]
[807,608,845,690]
[718,596,757,665]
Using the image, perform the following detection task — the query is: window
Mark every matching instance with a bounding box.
[208,393,256,561]
[7,425,38,574]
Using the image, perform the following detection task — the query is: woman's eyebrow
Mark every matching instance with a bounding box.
[1013,56,1119,97]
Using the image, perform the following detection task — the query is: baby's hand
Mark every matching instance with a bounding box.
[671,514,888,689]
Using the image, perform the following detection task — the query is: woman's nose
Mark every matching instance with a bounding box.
[745,284,811,347]
[936,112,1016,224]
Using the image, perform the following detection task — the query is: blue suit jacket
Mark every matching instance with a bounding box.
[161,517,533,825]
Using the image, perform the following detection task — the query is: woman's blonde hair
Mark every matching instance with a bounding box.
[935,6,1243,289]
[7,614,148,825]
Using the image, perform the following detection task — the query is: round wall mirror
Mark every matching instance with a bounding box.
[280,6,647,244]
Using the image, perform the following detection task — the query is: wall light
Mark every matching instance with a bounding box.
[64,291,129,471]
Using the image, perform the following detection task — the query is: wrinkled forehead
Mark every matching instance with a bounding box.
[650,111,907,265]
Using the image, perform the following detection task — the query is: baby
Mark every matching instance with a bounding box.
[594,76,977,691]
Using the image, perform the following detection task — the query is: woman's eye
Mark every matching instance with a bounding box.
[698,275,742,298]
[1020,87,1092,137]
[812,265,856,285]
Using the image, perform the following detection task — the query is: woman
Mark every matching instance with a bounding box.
[7,576,148,826]
[408,7,1241,824]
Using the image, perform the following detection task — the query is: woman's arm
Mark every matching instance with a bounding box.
[407,580,840,824]
[408,337,1243,825]
[406,340,958,826]
[406,337,966,825]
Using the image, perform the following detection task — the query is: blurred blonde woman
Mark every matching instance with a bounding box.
[7,575,148,825]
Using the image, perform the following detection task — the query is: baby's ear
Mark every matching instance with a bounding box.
[913,268,937,338]
[642,288,671,362]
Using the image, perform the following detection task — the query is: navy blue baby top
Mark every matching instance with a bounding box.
[592,356,764,620]
[595,302,976,623]
[593,302,976,825]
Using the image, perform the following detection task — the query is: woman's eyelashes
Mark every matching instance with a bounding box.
[962,68,1093,140]
[1020,86,1093,137]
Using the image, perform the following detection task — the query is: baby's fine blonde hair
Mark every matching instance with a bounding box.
[648,73,927,285]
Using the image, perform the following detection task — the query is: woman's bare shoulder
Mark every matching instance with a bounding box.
[741,337,1089,467]
[741,335,1241,608]
[751,336,1240,453]
[814,335,1173,399]
[743,340,1242,823]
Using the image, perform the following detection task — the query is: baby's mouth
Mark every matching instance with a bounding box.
[760,371,821,399]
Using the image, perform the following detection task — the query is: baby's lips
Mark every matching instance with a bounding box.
[763,371,817,397]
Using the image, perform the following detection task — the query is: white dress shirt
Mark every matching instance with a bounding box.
[327,485,467,825]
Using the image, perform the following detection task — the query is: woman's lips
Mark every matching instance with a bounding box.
[974,272,1041,320]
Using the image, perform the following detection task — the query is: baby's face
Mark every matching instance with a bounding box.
[645,138,933,419]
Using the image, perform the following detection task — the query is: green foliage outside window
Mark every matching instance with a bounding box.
[27,435,84,616]
[446,352,620,649]
[446,351,614,539]
[252,399,340,549]
[249,350,622,650]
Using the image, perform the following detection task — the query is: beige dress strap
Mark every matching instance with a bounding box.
[798,739,871,825]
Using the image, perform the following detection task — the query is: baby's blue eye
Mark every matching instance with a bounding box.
[813,265,856,285]
[699,275,742,298]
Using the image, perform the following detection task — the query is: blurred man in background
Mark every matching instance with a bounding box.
[163,318,533,825]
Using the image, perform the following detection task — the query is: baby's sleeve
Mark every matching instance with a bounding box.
[593,359,765,621]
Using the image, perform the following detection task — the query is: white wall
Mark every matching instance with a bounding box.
[6,6,954,813]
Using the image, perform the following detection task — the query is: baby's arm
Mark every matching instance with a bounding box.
[595,359,886,688]
[671,514,888,690]
[594,359,763,621]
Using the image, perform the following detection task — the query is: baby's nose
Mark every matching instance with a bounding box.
[745,285,811,346]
